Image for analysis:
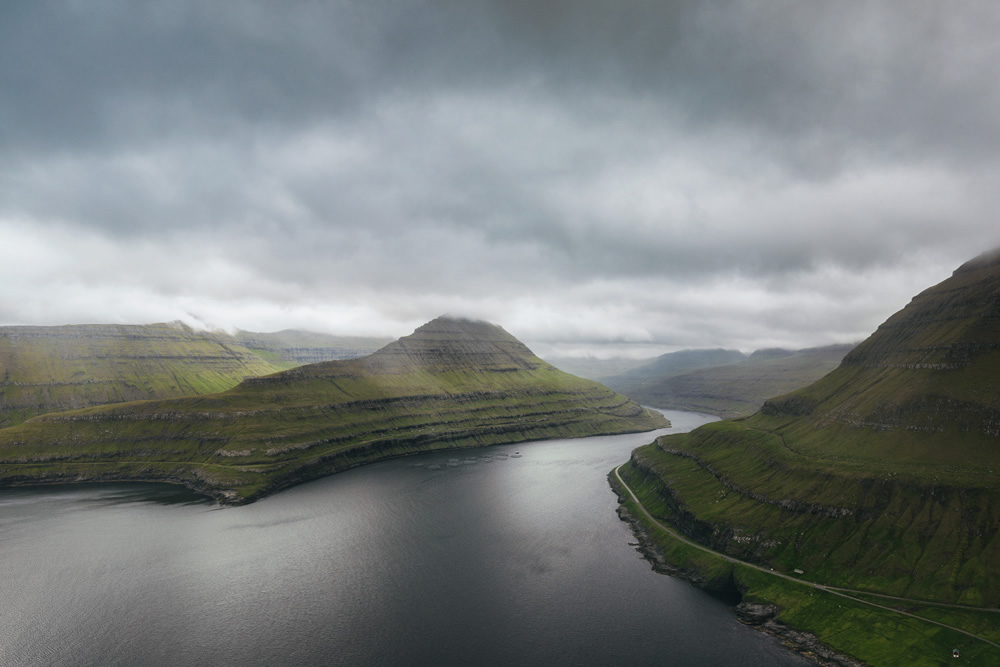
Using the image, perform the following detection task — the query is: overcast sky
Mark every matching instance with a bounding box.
[3,1,999,357]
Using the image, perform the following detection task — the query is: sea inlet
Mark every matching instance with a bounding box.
[0,410,811,666]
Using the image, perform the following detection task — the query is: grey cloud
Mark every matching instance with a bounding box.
[2,1,1000,353]
[7,0,999,164]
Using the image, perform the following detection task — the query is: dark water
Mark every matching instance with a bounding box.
[0,411,811,666]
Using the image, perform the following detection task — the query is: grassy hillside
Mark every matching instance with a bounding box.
[0,322,285,427]
[0,322,388,427]
[613,345,852,418]
[616,251,1000,664]
[0,317,668,504]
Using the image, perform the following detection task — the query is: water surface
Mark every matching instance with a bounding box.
[0,410,811,666]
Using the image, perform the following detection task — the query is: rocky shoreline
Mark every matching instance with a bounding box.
[609,473,866,667]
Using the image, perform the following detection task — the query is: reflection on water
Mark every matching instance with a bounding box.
[0,410,809,666]
[80,483,214,507]
[0,482,211,508]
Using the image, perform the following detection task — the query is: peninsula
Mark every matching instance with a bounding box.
[0,317,667,504]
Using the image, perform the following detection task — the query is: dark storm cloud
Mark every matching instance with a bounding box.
[9,1,998,161]
[2,1,999,351]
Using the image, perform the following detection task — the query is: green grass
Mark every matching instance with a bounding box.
[628,423,1000,604]
[844,593,1000,644]
[609,255,1000,663]
[0,322,388,428]
[613,461,1000,666]
[0,318,669,503]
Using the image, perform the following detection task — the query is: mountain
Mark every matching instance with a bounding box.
[0,322,388,428]
[607,348,748,386]
[616,251,1000,664]
[0,317,668,504]
[611,344,852,418]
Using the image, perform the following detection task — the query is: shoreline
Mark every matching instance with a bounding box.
[607,470,866,667]
[0,420,671,507]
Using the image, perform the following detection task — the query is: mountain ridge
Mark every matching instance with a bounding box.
[0,321,389,427]
[616,251,1000,663]
[0,316,668,503]
[609,344,853,418]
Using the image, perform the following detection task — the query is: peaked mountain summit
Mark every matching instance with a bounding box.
[0,317,667,504]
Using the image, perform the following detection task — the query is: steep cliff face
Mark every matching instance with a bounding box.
[0,322,388,428]
[624,251,1000,606]
[0,317,668,503]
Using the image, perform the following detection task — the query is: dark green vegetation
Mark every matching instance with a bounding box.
[608,345,852,418]
[618,251,1000,664]
[612,471,1000,666]
[0,322,388,427]
[0,317,667,504]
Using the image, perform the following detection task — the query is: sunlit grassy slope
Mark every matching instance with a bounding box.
[0,317,668,503]
[0,322,387,428]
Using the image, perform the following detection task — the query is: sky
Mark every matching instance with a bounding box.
[3,1,1000,358]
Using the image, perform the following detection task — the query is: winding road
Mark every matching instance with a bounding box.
[612,464,1000,651]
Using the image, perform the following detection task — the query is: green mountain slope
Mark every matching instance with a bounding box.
[612,345,852,418]
[0,322,388,428]
[617,251,1000,664]
[0,317,667,504]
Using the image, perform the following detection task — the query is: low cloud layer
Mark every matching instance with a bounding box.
[3,1,999,356]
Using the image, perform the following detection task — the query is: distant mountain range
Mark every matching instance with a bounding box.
[0,322,390,428]
[541,356,651,382]
[582,345,854,419]
[0,317,667,504]
[618,250,1000,664]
